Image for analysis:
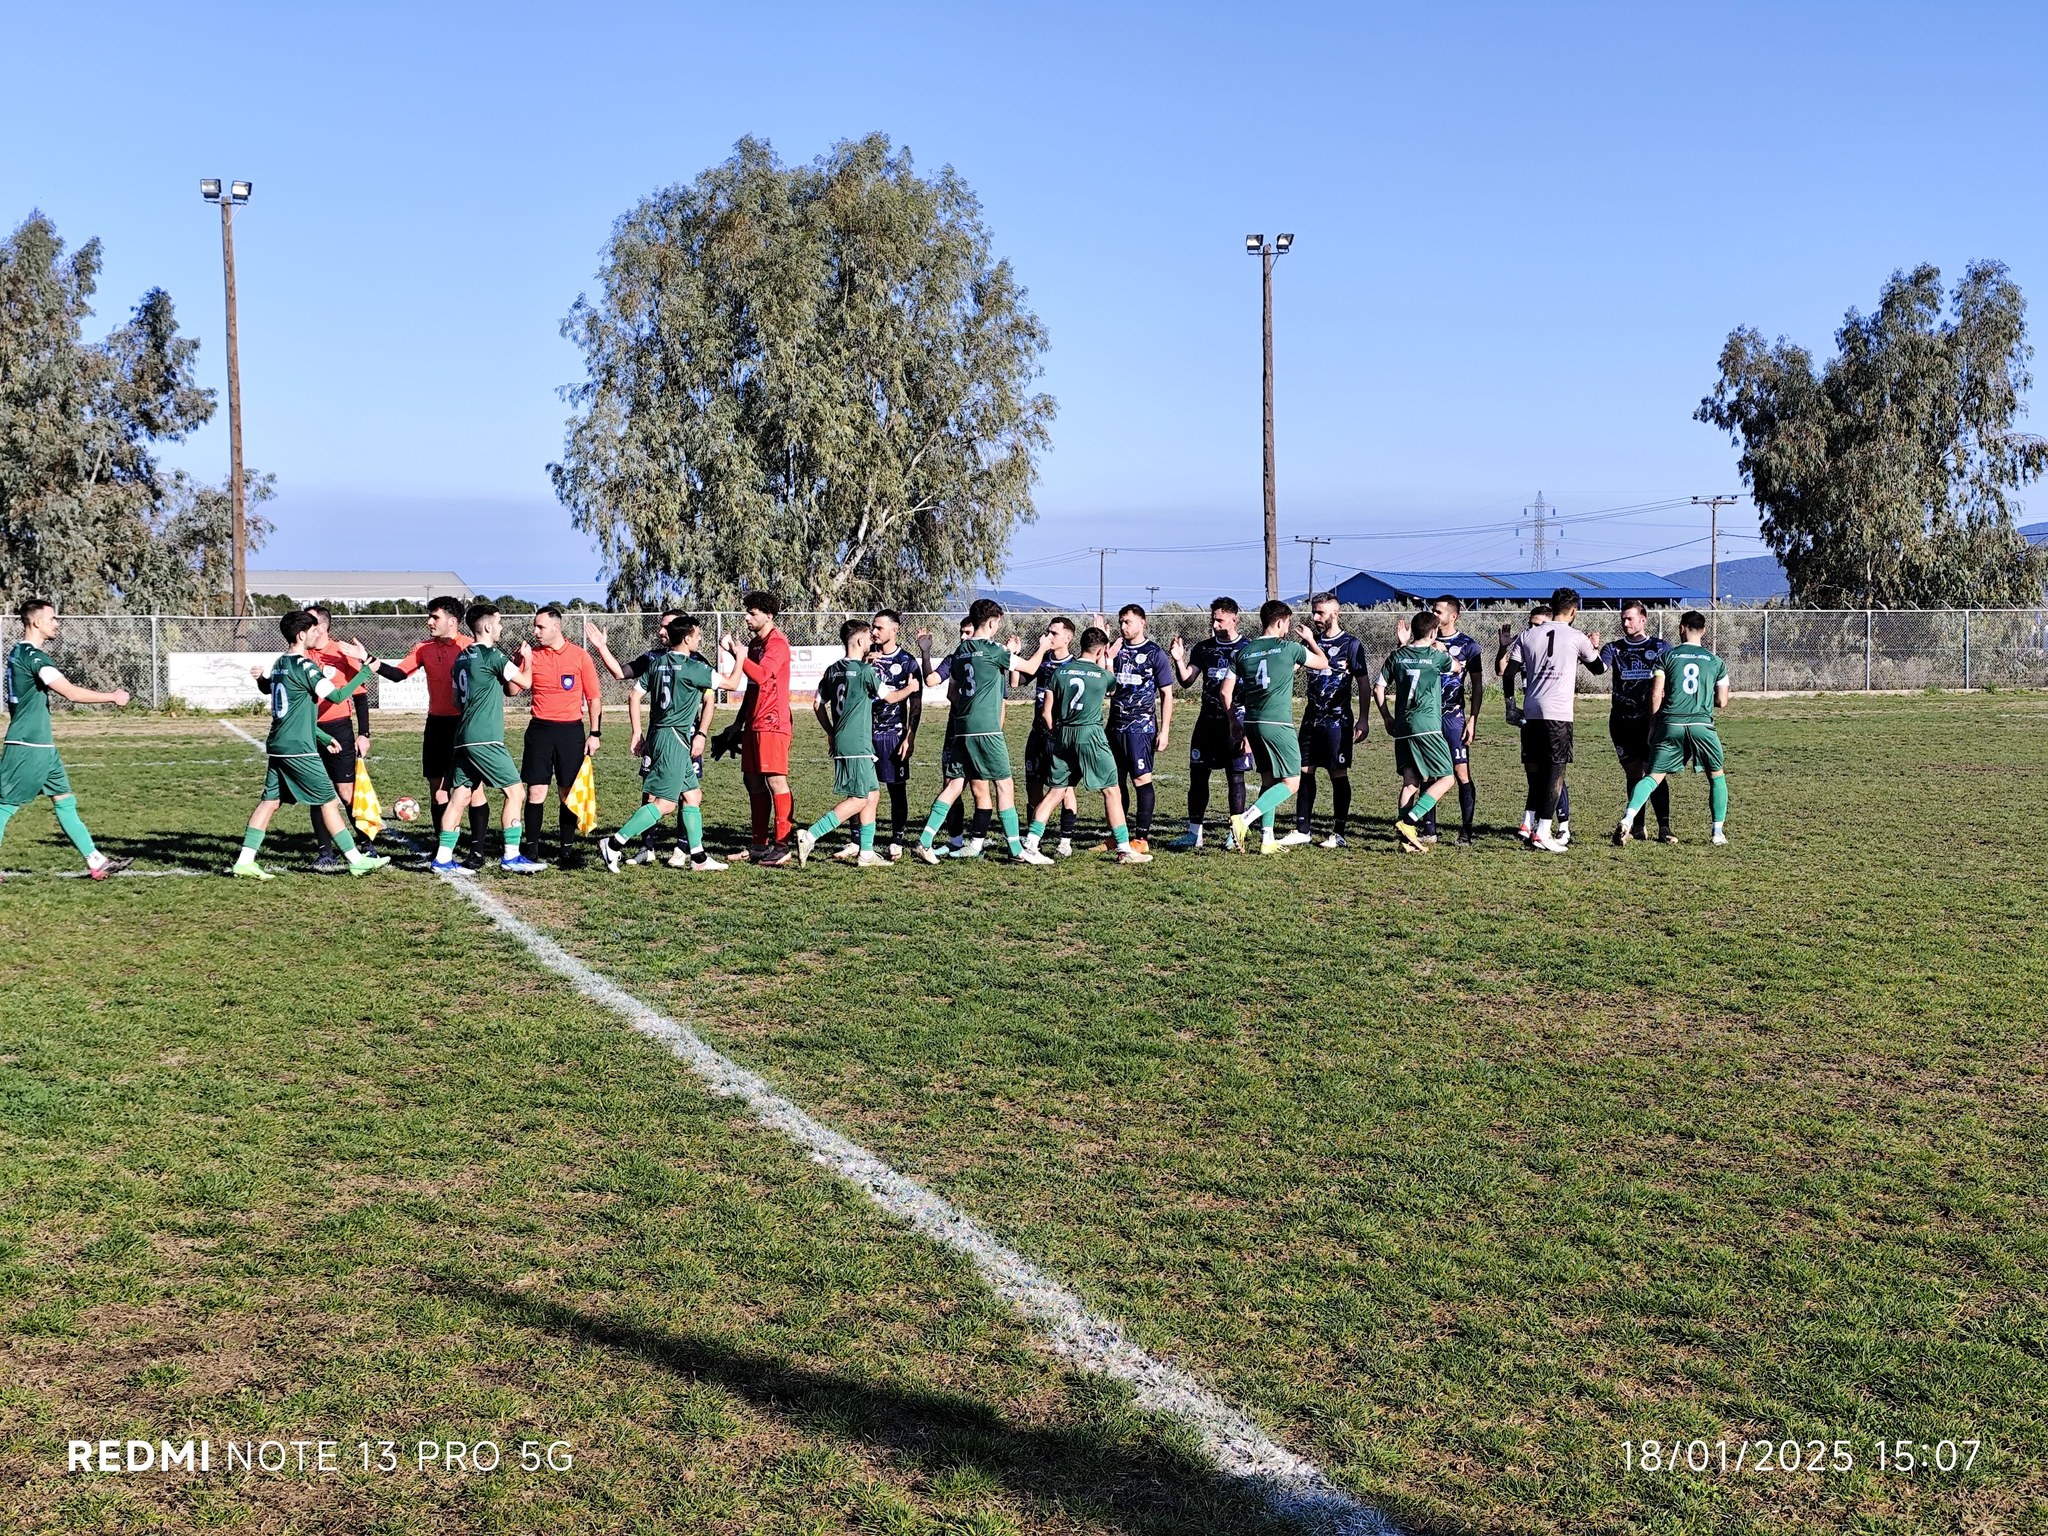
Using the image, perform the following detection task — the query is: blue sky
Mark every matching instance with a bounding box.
[6,1,2045,605]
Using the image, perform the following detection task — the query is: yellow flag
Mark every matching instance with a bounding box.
[351,757,384,841]
[564,756,599,835]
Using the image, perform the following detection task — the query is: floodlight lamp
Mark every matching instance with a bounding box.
[200,178,222,201]
[1245,234,1263,252]
[1275,232,1294,253]
[230,181,252,202]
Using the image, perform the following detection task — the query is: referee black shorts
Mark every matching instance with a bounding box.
[1520,718,1574,768]
[321,720,358,787]
[522,718,587,790]
[422,714,458,783]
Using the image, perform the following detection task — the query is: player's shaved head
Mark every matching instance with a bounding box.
[16,598,52,626]
[1433,594,1461,615]
[465,602,499,632]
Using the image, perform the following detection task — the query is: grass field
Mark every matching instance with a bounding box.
[3,692,2045,1535]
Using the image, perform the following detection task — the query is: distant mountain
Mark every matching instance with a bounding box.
[943,587,1058,610]
[1667,522,2048,604]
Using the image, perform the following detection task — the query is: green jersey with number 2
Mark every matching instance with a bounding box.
[1051,659,1112,729]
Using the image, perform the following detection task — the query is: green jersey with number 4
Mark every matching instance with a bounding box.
[453,644,513,746]
[1233,637,1307,725]
[951,638,1011,735]
[819,658,880,757]
[1050,659,1112,729]
[1381,644,1451,735]
[1658,642,1726,725]
[644,649,716,737]
[264,654,329,757]
[4,643,58,747]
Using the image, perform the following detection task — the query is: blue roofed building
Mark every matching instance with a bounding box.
[1324,570,1709,609]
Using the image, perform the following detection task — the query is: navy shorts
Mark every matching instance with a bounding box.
[1024,727,1055,786]
[1109,719,1157,778]
[873,725,907,784]
[1189,714,1252,774]
[1298,713,1354,771]
[1442,709,1470,767]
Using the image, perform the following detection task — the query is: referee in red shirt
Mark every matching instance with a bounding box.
[370,595,484,857]
[521,604,604,866]
[719,592,794,862]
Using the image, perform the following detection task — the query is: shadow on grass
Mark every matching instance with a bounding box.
[450,1278,1314,1536]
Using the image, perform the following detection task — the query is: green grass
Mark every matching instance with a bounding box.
[3,695,2045,1534]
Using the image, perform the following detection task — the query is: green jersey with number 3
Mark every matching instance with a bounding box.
[1233,637,1308,725]
[1658,642,1726,725]
[1381,644,1452,735]
[4,643,58,747]
[951,638,1011,735]
[452,644,513,746]
[644,649,715,737]
[1050,658,1112,729]
[819,658,880,757]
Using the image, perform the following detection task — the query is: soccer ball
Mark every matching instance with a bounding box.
[392,796,421,823]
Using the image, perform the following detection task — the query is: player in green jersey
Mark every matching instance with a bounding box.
[230,610,389,879]
[1613,610,1731,846]
[795,619,921,868]
[1375,610,1463,853]
[434,603,547,873]
[0,598,134,879]
[591,614,729,874]
[911,598,1054,864]
[1019,627,1151,865]
[1220,600,1330,854]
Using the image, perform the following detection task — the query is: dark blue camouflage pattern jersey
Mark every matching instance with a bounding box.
[1302,630,1371,721]
[1034,652,1074,714]
[1109,639,1175,727]
[1187,635,1246,719]
[1439,630,1483,713]
[869,645,920,731]
[1598,634,1672,720]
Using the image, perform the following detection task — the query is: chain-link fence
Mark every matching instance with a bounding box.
[6,607,2047,710]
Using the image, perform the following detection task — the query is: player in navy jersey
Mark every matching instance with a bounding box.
[1166,597,1251,850]
[916,618,978,851]
[1293,592,1373,847]
[866,609,924,859]
[1023,617,1079,856]
[1418,594,1485,846]
[1107,604,1176,851]
[1599,599,1676,842]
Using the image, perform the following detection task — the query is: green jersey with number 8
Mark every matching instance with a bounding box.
[819,657,880,757]
[1657,642,1726,725]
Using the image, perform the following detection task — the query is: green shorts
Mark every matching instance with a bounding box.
[0,743,71,806]
[642,729,701,802]
[1245,719,1301,780]
[957,731,1013,783]
[1046,726,1116,792]
[1395,731,1455,782]
[832,752,880,800]
[1649,721,1724,775]
[263,753,337,807]
[451,740,521,792]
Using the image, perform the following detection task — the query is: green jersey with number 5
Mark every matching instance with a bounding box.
[1050,659,1111,729]
[1232,637,1307,725]
[1657,642,1726,725]
[644,649,716,738]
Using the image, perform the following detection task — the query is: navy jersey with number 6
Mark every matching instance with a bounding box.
[1303,631,1370,721]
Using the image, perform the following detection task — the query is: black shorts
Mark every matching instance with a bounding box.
[1609,713,1654,765]
[1520,719,1575,768]
[1024,726,1055,786]
[1189,714,1252,774]
[321,720,358,786]
[1298,713,1354,770]
[422,714,458,783]
[522,718,587,789]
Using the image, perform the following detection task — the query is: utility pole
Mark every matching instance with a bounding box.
[1294,534,1332,600]
[1246,232,1294,603]
[1523,492,1553,572]
[201,179,253,631]
[1146,584,1160,611]
[1089,547,1118,619]
[1691,494,1740,637]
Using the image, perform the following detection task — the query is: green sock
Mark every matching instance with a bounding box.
[0,801,19,848]
[1028,818,1046,839]
[52,795,95,859]
[919,801,948,847]
[1000,807,1021,853]
[504,824,522,856]
[619,802,664,843]
[240,825,266,854]
[1406,792,1438,822]
[1113,821,1130,847]
[1624,776,1657,820]
[859,818,875,852]
[807,809,842,839]
[1710,774,1728,823]
[331,823,357,857]
[1253,783,1291,832]
[681,804,703,852]
[437,828,459,854]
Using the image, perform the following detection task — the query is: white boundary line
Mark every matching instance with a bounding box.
[445,874,1399,1535]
